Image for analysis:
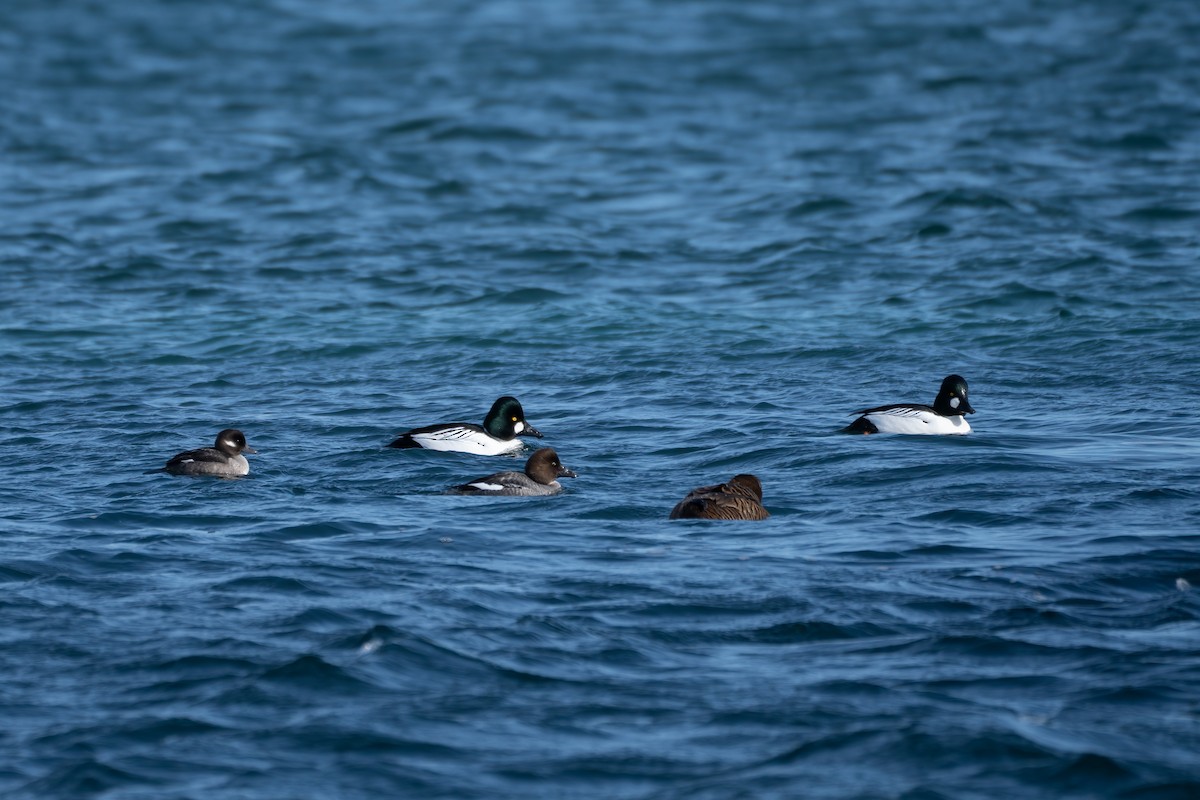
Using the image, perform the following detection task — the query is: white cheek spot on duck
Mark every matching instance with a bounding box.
[513,421,525,433]
[950,397,960,409]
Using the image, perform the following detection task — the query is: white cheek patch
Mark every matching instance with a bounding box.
[469,482,505,491]
[950,397,960,409]
[513,421,525,433]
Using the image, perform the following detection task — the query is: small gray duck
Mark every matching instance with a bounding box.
[163,429,256,478]
[450,447,577,496]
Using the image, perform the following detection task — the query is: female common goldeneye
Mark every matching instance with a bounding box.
[164,429,256,477]
[449,447,577,496]
[386,396,543,455]
[845,374,975,435]
[669,474,769,520]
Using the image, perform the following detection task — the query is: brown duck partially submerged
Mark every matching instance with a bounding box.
[668,474,769,520]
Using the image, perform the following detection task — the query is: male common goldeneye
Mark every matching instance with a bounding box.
[669,473,769,520]
[449,447,577,496]
[163,429,256,477]
[845,374,975,435]
[387,396,543,455]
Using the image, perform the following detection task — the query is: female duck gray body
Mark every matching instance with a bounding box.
[450,448,577,496]
[669,474,769,520]
[164,429,256,477]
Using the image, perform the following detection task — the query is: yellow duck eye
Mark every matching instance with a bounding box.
[511,416,518,422]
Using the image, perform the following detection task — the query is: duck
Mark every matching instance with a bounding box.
[386,396,543,455]
[449,448,577,496]
[669,474,769,520]
[845,374,975,435]
[163,429,256,477]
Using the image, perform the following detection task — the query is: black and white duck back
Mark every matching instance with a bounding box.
[845,375,975,435]
[387,396,543,454]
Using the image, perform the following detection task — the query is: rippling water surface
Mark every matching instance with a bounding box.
[3,1,1200,797]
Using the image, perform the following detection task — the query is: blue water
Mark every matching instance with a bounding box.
[3,1,1200,797]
